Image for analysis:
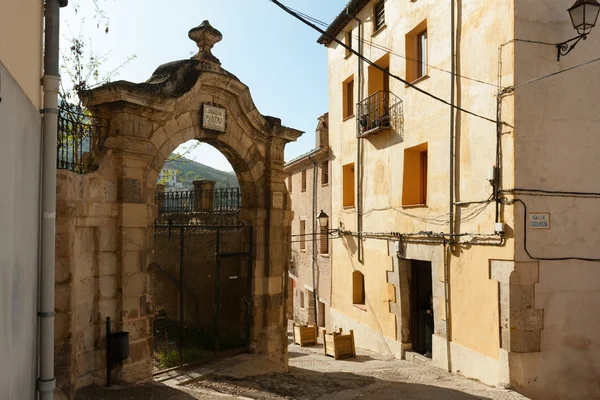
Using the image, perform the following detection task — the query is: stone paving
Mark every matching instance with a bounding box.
[75,331,528,400]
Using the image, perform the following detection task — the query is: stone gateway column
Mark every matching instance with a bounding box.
[55,20,304,390]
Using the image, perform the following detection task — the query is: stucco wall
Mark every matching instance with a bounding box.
[0,61,42,400]
[286,153,332,330]
[512,1,600,398]
[327,0,514,364]
[0,0,44,107]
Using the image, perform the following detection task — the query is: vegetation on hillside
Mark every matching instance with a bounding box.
[163,157,239,188]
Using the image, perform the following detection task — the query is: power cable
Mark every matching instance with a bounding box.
[269,0,500,125]
[288,6,497,88]
[510,198,600,262]
[510,55,600,90]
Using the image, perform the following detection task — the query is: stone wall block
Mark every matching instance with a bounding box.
[96,223,118,252]
[119,360,152,384]
[121,228,146,251]
[119,178,143,204]
[99,275,117,300]
[98,252,118,276]
[158,139,176,160]
[123,273,147,299]
[56,256,72,284]
[55,283,72,313]
[177,112,193,131]
[123,251,142,274]
[122,320,149,341]
[128,338,150,363]
[96,298,118,323]
[180,126,195,143]
[150,127,167,151]
[120,205,148,228]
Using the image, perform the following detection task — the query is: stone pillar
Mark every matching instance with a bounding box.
[193,180,216,211]
[155,184,165,212]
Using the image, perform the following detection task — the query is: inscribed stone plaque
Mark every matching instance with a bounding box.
[202,104,226,132]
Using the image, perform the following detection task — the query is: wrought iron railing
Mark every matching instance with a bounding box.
[57,100,109,173]
[156,187,241,213]
[357,91,404,138]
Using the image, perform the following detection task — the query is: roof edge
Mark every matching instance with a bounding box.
[317,0,371,45]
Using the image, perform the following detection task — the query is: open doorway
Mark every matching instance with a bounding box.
[410,260,433,357]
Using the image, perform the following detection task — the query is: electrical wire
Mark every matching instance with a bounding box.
[510,198,600,262]
[269,0,500,125]
[510,55,600,90]
[362,196,493,226]
[288,6,497,88]
[504,188,600,198]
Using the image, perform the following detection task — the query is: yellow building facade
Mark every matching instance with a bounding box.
[321,1,600,399]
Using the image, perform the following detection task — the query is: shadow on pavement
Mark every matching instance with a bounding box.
[182,368,493,400]
[74,383,197,400]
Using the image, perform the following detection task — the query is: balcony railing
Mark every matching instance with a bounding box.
[57,100,109,173]
[156,187,241,213]
[357,91,404,138]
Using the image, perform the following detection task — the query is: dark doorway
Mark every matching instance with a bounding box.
[410,260,433,356]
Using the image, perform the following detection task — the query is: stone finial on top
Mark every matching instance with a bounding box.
[189,20,223,65]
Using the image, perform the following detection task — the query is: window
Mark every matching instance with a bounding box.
[402,143,428,206]
[345,29,353,57]
[405,21,428,82]
[300,290,305,309]
[288,176,293,193]
[343,77,355,119]
[416,30,428,80]
[352,271,365,305]
[321,161,329,185]
[319,224,329,255]
[300,219,306,250]
[374,0,385,32]
[343,163,355,208]
[301,169,307,191]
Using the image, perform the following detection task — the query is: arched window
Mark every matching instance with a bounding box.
[352,271,365,305]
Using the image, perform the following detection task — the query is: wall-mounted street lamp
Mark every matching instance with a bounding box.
[557,0,600,60]
[317,210,329,228]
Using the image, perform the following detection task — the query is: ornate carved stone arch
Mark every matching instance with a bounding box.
[82,21,302,383]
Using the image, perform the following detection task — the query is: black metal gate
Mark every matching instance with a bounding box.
[152,224,252,373]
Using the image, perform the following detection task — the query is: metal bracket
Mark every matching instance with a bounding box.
[37,377,56,392]
[37,311,55,318]
[556,34,587,61]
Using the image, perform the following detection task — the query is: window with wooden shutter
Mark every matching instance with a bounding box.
[321,161,329,185]
[374,0,385,31]
[343,78,355,119]
[319,224,329,254]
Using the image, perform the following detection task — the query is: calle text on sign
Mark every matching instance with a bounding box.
[202,104,226,132]
[528,213,550,229]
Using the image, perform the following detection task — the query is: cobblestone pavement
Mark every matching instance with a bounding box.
[76,333,528,400]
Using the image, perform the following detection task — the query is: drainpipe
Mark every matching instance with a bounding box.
[347,9,363,264]
[308,154,319,328]
[38,0,66,398]
[444,0,455,373]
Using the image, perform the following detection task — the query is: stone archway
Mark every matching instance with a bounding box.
[54,21,301,394]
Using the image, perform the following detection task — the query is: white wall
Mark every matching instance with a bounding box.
[0,62,42,400]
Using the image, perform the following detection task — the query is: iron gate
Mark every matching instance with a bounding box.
[152,224,253,373]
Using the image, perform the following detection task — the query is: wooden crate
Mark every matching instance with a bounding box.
[323,328,356,360]
[293,324,317,347]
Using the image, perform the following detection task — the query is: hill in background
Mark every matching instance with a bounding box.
[163,157,239,188]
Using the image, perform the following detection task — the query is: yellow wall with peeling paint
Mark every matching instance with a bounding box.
[326,0,515,361]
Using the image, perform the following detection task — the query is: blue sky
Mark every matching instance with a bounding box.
[60,0,346,171]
